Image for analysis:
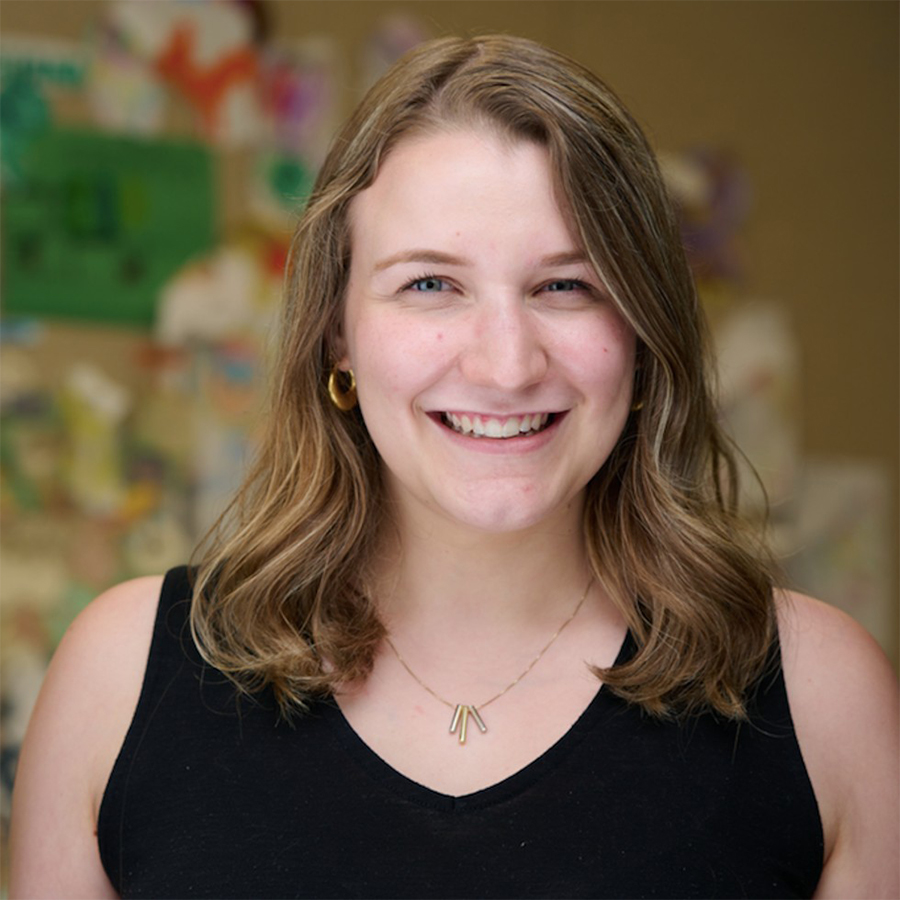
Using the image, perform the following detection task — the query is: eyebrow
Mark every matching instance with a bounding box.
[540,251,589,268]
[372,249,589,272]
[373,250,471,272]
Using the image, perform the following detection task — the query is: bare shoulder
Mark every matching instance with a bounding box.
[776,590,898,731]
[31,574,165,776]
[57,574,163,684]
[777,590,898,715]
[9,574,165,898]
[775,590,899,899]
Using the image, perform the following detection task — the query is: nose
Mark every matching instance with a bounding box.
[460,298,549,390]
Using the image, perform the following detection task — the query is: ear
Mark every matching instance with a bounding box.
[327,317,352,372]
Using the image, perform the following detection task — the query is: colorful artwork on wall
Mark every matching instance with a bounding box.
[2,128,214,327]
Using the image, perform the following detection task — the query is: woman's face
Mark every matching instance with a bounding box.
[339,128,636,537]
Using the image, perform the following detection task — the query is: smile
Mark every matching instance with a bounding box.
[440,411,554,439]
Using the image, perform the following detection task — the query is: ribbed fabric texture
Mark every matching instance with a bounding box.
[98,566,823,899]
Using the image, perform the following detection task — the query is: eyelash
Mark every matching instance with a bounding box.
[400,274,595,295]
[542,279,592,293]
[402,273,452,293]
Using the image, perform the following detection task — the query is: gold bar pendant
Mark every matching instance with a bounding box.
[458,706,469,744]
[450,704,487,744]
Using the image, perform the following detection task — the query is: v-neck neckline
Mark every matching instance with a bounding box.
[324,630,635,811]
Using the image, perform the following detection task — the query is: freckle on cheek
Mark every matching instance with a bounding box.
[436,333,444,341]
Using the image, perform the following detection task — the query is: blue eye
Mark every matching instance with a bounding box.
[407,276,451,292]
[543,279,588,292]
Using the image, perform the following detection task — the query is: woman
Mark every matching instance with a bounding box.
[10,35,898,899]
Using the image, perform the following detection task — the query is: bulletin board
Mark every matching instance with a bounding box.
[2,128,214,328]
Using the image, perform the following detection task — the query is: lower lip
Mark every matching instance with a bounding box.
[429,413,567,454]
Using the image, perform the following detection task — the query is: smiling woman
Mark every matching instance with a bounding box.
[338,132,636,536]
[9,34,898,900]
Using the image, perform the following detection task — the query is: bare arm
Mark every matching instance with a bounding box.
[778,591,899,899]
[8,576,163,899]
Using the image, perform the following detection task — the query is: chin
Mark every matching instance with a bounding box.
[430,490,577,537]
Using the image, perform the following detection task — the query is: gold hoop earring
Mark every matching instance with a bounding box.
[328,367,357,411]
[631,400,644,412]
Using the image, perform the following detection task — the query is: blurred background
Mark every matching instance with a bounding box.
[1,0,897,882]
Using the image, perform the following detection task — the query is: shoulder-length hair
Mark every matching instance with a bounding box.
[192,34,775,719]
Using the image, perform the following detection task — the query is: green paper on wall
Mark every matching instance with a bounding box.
[2,128,214,327]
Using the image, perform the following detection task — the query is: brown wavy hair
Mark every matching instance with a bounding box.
[191,34,776,719]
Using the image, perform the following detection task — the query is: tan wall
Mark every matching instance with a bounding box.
[3,0,897,657]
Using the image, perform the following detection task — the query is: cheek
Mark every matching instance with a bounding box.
[351,315,451,396]
[563,325,636,399]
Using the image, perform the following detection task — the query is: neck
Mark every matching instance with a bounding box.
[371,496,595,637]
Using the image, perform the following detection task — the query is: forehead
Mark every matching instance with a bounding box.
[347,129,578,260]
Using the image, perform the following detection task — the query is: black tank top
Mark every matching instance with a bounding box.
[98,566,823,898]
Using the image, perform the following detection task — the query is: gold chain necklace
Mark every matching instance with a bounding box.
[384,578,593,745]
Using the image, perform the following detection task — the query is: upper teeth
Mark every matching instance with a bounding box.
[444,412,550,438]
